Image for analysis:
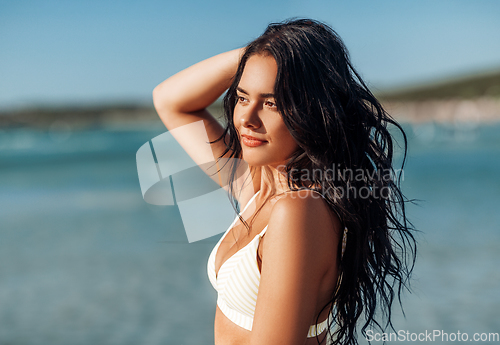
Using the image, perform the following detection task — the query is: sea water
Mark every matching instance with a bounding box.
[0,122,499,344]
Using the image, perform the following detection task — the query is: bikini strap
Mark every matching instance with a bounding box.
[239,190,260,215]
[258,225,268,237]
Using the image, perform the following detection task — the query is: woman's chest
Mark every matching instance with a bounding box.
[214,215,269,278]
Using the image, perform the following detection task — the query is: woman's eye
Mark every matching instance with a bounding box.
[265,100,277,108]
[237,96,247,103]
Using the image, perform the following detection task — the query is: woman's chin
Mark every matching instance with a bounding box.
[241,153,267,167]
[241,155,285,169]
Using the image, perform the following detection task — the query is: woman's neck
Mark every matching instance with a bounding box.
[258,165,291,201]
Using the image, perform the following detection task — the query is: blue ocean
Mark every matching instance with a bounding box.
[1,121,499,344]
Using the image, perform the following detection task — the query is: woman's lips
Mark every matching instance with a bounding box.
[241,134,267,147]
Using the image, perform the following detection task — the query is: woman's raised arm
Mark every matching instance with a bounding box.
[153,48,242,159]
[152,48,256,203]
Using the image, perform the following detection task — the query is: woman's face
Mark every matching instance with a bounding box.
[233,54,299,168]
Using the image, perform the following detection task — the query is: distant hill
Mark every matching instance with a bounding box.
[377,69,500,101]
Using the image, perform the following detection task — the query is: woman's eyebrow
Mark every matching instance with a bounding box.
[236,87,248,95]
[237,87,275,98]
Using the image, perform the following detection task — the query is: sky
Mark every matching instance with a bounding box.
[1,0,500,110]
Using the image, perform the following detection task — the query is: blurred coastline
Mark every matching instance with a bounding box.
[378,68,500,124]
[1,69,499,129]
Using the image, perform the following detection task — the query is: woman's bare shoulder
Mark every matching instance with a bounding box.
[253,190,340,343]
[263,190,341,258]
[271,189,339,224]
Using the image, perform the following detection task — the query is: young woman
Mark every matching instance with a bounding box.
[153,19,416,345]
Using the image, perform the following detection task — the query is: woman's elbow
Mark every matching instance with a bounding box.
[152,84,168,112]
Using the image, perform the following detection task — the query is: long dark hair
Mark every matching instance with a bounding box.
[216,19,416,345]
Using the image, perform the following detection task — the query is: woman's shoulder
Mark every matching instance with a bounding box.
[270,189,334,219]
[264,189,341,253]
[257,189,341,288]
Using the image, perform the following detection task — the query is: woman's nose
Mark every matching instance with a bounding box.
[239,104,261,129]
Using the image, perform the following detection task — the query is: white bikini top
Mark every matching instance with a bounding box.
[207,191,347,337]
